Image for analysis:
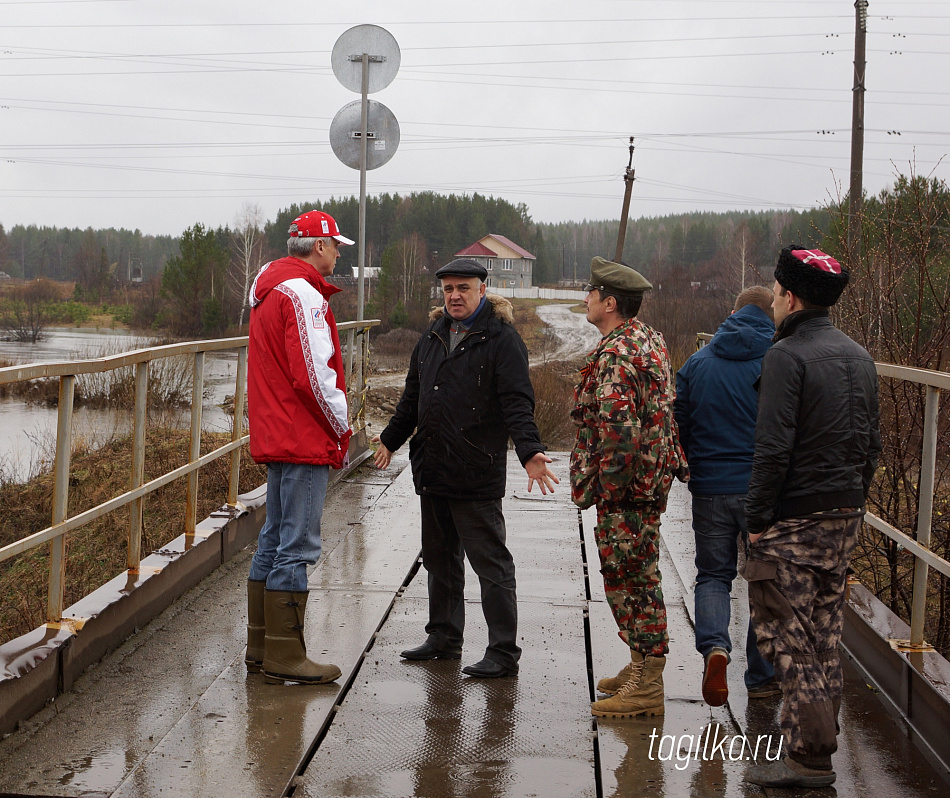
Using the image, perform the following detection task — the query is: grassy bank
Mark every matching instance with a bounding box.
[0,429,267,646]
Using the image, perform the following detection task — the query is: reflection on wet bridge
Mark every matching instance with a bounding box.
[0,454,946,797]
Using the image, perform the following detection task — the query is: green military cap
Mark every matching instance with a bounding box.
[585,256,653,296]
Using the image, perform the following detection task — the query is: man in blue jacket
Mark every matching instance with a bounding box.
[674,286,778,707]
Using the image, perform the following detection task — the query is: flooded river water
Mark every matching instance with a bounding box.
[0,328,239,483]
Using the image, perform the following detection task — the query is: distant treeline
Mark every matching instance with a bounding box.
[267,192,831,287]
[0,224,179,282]
[538,207,830,287]
[0,192,830,291]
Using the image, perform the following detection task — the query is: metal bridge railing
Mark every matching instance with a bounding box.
[867,363,950,649]
[695,332,950,650]
[0,320,379,628]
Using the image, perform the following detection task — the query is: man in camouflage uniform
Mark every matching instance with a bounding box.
[744,247,880,789]
[571,257,687,718]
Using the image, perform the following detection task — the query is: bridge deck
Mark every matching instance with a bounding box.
[0,454,945,797]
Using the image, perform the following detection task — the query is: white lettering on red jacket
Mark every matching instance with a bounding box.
[274,277,349,437]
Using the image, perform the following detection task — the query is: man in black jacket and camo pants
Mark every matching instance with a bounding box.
[743,246,881,789]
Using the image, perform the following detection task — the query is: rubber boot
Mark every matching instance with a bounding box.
[245,580,266,673]
[591,651,665,718]
[263,590,342,685]
[596,661,633,696]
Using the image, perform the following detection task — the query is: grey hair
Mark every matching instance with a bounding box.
[287,236,334,257]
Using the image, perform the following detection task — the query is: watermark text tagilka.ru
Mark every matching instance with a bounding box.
[648,726,783,771]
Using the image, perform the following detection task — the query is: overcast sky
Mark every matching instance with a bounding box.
[1,0,948,237]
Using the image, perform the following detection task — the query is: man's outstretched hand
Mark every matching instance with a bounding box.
[371,435,393,469]
[525,452,559,495]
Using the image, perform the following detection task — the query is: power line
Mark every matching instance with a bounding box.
[1,17,856,30]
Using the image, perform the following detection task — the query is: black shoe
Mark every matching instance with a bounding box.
[462,658,518,678]
[746,757,835,788]
[747,679,782,700]
[400,641,462,660]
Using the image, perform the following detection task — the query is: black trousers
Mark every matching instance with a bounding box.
[419,495,521,669]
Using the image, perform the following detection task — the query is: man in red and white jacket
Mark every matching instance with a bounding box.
[244,210,353,686]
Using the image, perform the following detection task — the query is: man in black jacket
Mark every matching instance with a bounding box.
[744,247,881,789]
[374,258,558,678]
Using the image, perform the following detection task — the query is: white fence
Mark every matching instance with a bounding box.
[488,286,587,301]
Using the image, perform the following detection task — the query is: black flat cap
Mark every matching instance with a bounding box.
[435,258,488,280]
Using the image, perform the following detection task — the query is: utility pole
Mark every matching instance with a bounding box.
[848,1,869,255]
[614,137,636,263]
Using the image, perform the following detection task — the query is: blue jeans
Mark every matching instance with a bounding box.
[249,462,329,592]
[692,493,774,689]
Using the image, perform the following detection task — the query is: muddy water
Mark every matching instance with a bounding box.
[0,328,240,483]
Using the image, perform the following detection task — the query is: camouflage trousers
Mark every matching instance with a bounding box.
[744,511,861,770]
[595,501,668,657]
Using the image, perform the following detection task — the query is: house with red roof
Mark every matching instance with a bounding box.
[454,234,536,289]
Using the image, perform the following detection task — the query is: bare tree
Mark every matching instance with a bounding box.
[735,224,750,291]
[229,203,265,328]
[0,279,62,342]
[376,232,431,329]
[640,263,731,370]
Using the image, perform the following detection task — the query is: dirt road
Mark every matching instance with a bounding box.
[534,303,600,361]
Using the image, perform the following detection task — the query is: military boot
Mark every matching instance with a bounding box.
[591,651,665,718]
[596,661,633,696]
[245,579,266,673]
[263,590,342,685]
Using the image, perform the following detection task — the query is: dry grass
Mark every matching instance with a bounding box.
[0,339,192,410]
[508,297,566,352]
[370,328,421,372]
[531,359,580,449]
[0,429,267,646]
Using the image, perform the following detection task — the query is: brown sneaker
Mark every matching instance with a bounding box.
[591,652,665,718]
[702,648,729,707]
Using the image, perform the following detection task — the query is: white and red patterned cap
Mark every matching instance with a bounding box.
[288,210,354,246]
[788,248,842,274]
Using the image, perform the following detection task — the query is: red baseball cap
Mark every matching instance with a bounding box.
[288,210,354,246]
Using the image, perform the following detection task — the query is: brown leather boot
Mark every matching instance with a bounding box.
[263,590,342,685]
[245,580,266,673]
[591,651,665,718]
[596,661,633,696]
